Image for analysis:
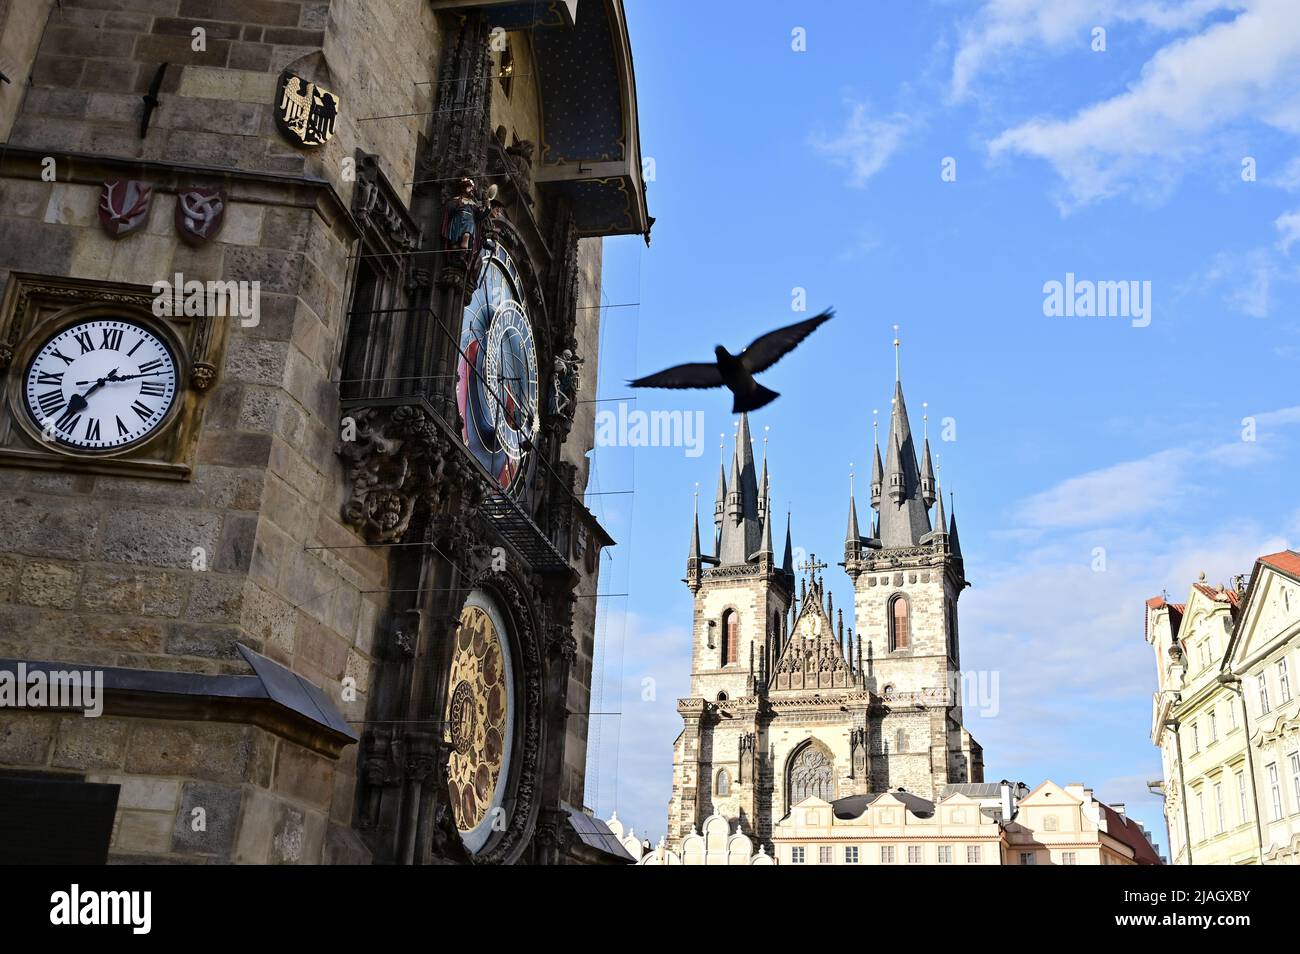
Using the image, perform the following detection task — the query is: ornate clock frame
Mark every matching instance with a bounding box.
[0,273,226,479]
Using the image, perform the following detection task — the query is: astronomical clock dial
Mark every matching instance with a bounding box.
[23,319,179,452]
[445,591,515,854]
[457,243,539,492]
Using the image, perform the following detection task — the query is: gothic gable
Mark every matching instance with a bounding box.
[770,578,855,692]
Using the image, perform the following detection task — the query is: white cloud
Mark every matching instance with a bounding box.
[1276,207,1300,252]
[810,101,910,188]
[951,0,1243,101]
[985,1,1300,206]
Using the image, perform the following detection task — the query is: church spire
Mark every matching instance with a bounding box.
[920,404,936,509]
[717,413,763,565]
[688,487,702,562]
[782,511,794,574]
[948,489,963,559]
[844,466,863,562]
[870,410,883,510]
[876,343,933,549]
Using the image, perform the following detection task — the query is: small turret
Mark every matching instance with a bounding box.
[782,512,794,575]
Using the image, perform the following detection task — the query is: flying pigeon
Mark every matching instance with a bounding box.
[629,309,833,412]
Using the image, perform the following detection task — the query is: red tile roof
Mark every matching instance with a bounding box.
[1102,804,1163,865]
[1259,549,1300,579]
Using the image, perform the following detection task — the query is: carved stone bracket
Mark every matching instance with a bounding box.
[338,403,486,545]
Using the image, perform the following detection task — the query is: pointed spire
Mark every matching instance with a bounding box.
[877,372,933,548]
[757,425,770,519]
[758,502,774,558]
[920,404,936,508]
[933,479,947,536]
[845,465,863,562]
[689,487,702,561]
[718,414,763,565]
[948,489,963,558]
[870,410,883,511]
[782,511,794,574]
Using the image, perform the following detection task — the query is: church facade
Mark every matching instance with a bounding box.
[0,0,646,864]
[667,368,983,848]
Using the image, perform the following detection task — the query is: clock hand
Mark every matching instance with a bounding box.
[74,370,166,385]
[55,368,119,427]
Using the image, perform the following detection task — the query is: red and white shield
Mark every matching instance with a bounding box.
[175,187,227,245]
[98,179,154,237]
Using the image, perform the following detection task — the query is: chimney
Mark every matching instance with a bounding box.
[999,779,1014,821]
[1112,803,1126,817]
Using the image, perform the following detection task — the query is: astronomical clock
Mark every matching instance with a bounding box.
[455,242,539,493]
[444,590,516,854]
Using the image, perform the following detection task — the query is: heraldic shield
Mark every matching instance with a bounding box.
[175,187,227,245]
[275,70,340,147]
[98,180,154,237]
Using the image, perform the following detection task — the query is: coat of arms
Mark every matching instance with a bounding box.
[275,70,340,147]
[175,187,226,245]
[98,180,154,237]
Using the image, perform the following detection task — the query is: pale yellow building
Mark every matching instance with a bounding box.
[623,779,1158,865]
[1147,578,1258,864]
[1225,550,1300,864]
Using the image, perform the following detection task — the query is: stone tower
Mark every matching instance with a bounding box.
[666,346,982,851]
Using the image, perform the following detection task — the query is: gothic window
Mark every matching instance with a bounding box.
[716,691,728,703]
[788,743,835,804]
[716,768,730,796]
[497,41,515,99]
[889,594,910,651]
[721,610,738,666]
[895,729,905,753]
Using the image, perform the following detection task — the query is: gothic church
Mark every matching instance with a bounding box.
[668,362,983,847]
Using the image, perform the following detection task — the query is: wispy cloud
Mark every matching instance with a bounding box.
[951,0,1242,101]
[983,1,1300,207]
[810,100,911,188]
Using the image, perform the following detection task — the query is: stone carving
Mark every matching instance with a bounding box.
[789,744,834,804]
[338,404,485,544]
[550,348,584,424]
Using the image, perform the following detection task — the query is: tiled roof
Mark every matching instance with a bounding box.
[1260,549,1300,579]
[1101,804,1162,865]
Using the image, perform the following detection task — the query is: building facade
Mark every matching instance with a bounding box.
[1225,550,1300,864]
[1146,579,1256,864]
[624,779,1160,866]
[0,0,647,864]
[665,361,982,850]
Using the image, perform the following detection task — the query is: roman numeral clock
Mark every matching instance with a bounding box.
[0,274,227,478]
[26,320,178,450]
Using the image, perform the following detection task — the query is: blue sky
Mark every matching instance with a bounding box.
[580,0,1300,852]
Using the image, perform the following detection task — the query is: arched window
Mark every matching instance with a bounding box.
[716,768,731,796]
[895,729,905,753]
[889,595,910,651]
[716,691,728,703]
[788,742,835,804]
[721,610,738,666]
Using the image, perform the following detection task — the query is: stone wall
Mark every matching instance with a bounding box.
[0,0,448,862]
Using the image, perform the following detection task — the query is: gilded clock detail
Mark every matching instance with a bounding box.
[445,597,514,847]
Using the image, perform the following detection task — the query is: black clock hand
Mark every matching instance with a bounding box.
[56,368,118,426]
[74,370,166,385]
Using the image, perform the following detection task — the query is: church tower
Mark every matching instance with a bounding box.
[666,336,982,853]
[843,336,983,797]
[673,414,794,842]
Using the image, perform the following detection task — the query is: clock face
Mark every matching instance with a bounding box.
[457,244,539,492]
[23,318,179,452]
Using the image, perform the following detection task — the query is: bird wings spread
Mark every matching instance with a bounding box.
[739,308,834,374]
[628,362,723,390]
